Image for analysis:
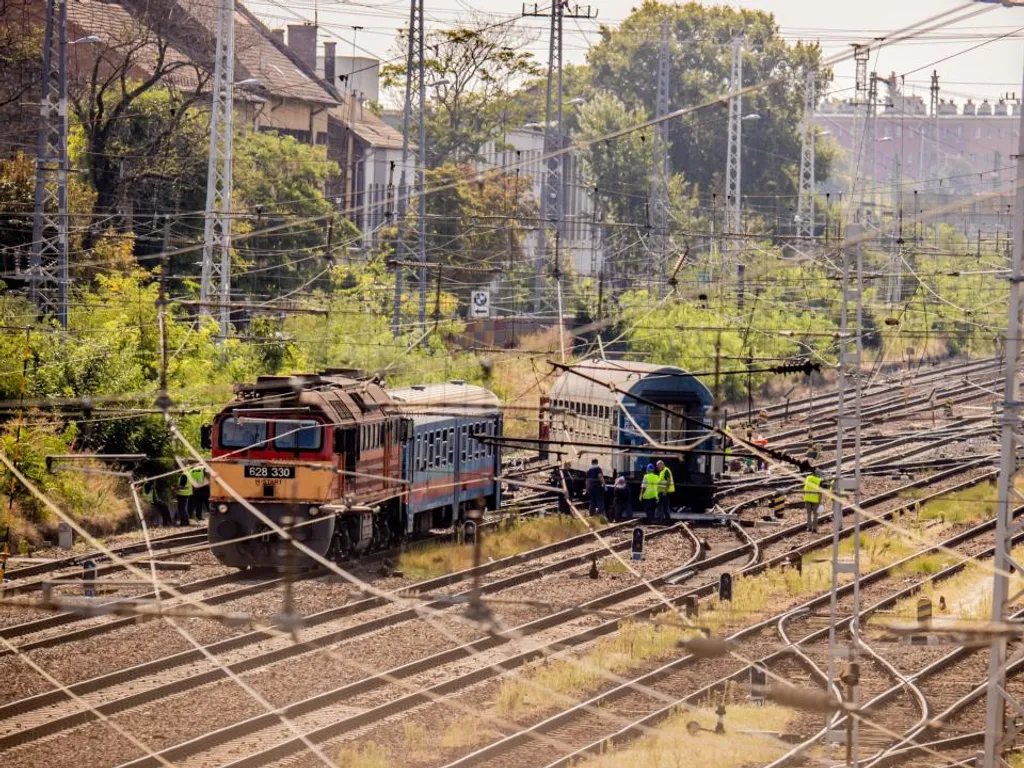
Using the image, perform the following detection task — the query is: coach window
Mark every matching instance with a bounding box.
[461,426,468,462]
[446,429,454,465]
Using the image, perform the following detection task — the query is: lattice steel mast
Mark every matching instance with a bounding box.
[523,2,595,312]
[724,35,743,257]
[981,47,1024,768]
[796,68,816,241]
[200,0,236,339]
[649,19,671,288]
[29,0,70,327]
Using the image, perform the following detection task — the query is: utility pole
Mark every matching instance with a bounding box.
[391,0,423,337]
[724,35,743,262]
[851,45,869,222]
[980,48,1024,768]
[827,224,864,766]
[796,68,816,241]
[865,72,878,220]
[929,70,941,245]
[200,0,236,340]
[649,20,671,292]
[29,0,69,328]
[929,70,940,179]
[523,1,597,313]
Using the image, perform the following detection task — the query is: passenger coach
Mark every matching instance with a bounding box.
[541,359,719,513]
[390,381,502,533]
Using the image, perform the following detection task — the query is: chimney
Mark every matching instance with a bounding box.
[323,41,336,86]
[270,28,285,45]
[287,24,318,71]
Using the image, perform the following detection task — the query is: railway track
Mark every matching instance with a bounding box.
[0,518,691,749]
[0,367,1004,768]
[471,494,1024,768]
[89,459,999,768]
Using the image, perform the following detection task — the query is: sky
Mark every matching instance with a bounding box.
[246,0,1024,108]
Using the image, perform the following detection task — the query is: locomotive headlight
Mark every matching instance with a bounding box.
[308,505,321,516]
[216,503,229,514]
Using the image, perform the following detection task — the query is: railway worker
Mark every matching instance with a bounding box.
[612,474,631,521]
[585,459,607,517]
[189,465,210,522]
[175,468,193,526]
[639,463,661,522]
[803,468,823,533]
[141,480,172,527]
[655,460,674,523]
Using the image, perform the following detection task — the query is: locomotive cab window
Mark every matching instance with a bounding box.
[220,418,268,450]
[273,419,322,451]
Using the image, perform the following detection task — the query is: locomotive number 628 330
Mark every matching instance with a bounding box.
[244,465,295,479]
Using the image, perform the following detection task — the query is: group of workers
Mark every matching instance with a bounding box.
[139,465,210,527]
[580,458,675,523]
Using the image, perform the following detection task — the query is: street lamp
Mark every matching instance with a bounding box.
[742,113,761,122]
[70,34,100,45]
[568,97,586,106]
[233,78,263,90]
[876,136,893,142]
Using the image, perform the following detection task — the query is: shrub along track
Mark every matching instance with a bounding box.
[443,497,1024,768]
[98,456,999,768]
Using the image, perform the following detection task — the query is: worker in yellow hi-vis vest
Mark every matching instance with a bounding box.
[639,463,661,523]
[175,468,193,527]
[803,469,823,533]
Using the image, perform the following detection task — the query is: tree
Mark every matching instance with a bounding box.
[232,130,344,297]
[576,92,653,225]
[585,1,831,211]
[0,0,41,156]
[382,19,542,165]
[421,162,537,295]
[67,0,211,228]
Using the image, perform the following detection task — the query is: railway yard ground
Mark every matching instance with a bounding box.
[2,357,1023,768]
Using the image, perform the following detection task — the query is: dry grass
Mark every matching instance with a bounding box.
[488,328,563,439]
[398,514,605,579]
[601,557,629,574]
[884,544,1024,623]
[438,717,498,749]
[335,742,390,768]
[578,703,795,768]
[496,619,690,717]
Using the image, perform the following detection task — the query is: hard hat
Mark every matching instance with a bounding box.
[646,463,655,472]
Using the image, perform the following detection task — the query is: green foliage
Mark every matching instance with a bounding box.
[584,1,832,203]
[421,162,537,294]
[382,20,542,164]
[576,92,652,225]
[232,129,343,295]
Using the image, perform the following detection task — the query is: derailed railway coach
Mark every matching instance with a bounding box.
[202,372,502,569]
[540,359,721,514]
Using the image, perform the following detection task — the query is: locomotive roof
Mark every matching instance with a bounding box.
[225,372,396,424]
[388,381,501,419]
[549,359,713,406]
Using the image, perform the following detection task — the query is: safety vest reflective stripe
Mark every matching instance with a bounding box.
[658,467,675,493]
[641,473,661,500]
[803,475,821,504]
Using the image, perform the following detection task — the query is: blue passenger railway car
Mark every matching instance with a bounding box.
[541,359,720,514]
[203,372,503,569]
[389,381,502,534]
